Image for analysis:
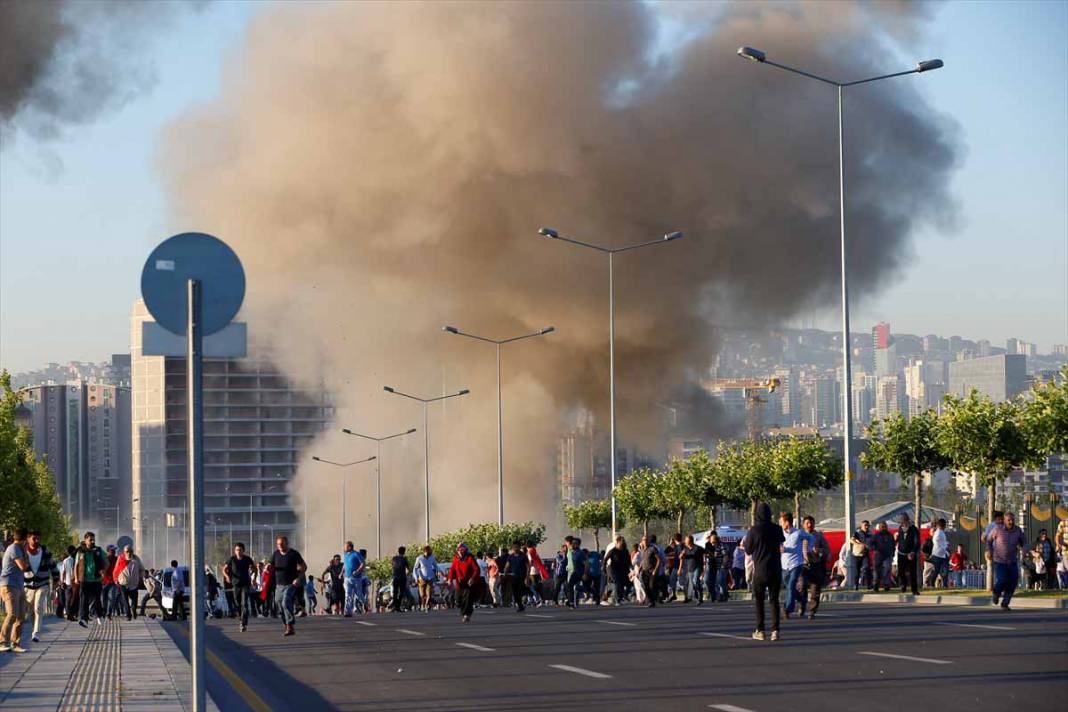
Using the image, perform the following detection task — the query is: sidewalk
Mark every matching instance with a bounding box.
[0,615,219,711]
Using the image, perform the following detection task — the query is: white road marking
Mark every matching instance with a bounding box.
[355,621,376,627]
[456,642,495,652]
[933,621,1014,631]
[594,620,637,627]
[398,629,425,637]
[526,614,554,619]
[700,632,756,642]
[549,664,612,679]
[859,651,952,665]
[709,705,757,712]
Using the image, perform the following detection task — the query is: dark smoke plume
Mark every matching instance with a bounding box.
[0,0,192,140]
[159,1,960,557]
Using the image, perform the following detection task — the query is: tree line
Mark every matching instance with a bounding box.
[565,366,1067,540]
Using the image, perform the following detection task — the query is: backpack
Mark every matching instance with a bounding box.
[921,536,933,557]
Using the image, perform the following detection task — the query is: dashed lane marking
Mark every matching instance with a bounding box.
[455,642,495,652]
[933,621,1014,631]
[526,614,554,619]
[549,664,612,679]
[700,632,756,642]
[397,629,425,637]
[859,651,952,665]
[355,621,377,627]
[709,705,757,712]
[594,620,637,627]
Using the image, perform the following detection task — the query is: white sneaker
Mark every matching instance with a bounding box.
[96,618,104,626]
[770,630,780,641]
[11,645,27,653]
[752,630,765,641]
[0,644,11,653]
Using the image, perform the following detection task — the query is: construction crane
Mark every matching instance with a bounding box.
[702,377,781,441]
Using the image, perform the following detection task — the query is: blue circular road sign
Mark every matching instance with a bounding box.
[141,232,245,336]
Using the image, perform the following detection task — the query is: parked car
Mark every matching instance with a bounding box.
[160,566,190,620]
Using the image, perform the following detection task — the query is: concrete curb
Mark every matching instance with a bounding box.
[734,591,1068,609]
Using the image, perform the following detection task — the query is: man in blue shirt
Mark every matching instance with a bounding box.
[780,512,812,619]
[341,541,364,616]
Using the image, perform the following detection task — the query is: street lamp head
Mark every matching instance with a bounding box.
[443,326,459,334]
[538,227,559,239]
[341,428,353,434]
[368,456,377,461]
[917,59,944,73]
[541,326,555,335]
[383,386,395,393]
[737,46,766,63]
[406,428,417,434]
[663,230,683,241]
[458,389,471,396]
[312,456,322,462]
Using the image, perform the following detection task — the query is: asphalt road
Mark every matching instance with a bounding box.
[191,600,1068,712]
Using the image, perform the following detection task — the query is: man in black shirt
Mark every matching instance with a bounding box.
[271,536,306,636]
[504,542,529,612]
[390,547,410,612]
[225,543,255,632]
[895,514,920,595]
[741,502,786,641]
[604,536,631,606]
[702,533,725,605]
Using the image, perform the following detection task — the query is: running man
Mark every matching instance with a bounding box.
[504,542,528,612]
[342,542,364,616]
[271,536,307,636]
[987,512,1028,610]
[74,532,107,627]
[225,543,255,631]
[801,516,829,620]
[414,546,438,612]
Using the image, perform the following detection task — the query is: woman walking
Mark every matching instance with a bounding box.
[447,543,482,623]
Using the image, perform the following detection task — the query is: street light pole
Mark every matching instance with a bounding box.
[311,455,377,548]
[537,228,683,537]
[736,46,943,585]
[443,325,554,525]
[383,386,470,541]
[341,427,417,558]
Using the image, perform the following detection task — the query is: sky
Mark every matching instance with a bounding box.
[1,0,1065,375]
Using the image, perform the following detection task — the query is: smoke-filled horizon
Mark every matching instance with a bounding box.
[157,1,960,564]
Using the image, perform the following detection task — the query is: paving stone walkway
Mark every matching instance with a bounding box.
[0,616,218,711]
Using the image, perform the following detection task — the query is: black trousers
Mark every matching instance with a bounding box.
[610,569,628,603]
[391,579,406,611]
[640,571,657,606]
[752,568,782,633]
[79,581,103,622]
[457,583,475,617]
[233,586,250,626]
[897,554,919,595]
[123,588,139,618]
[807,572,825,616]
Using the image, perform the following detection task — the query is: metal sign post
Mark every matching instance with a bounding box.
[142,233,245,712]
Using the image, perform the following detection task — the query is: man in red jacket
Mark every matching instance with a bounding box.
[447,543,481,623]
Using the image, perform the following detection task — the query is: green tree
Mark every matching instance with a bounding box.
[708,439,777,523]
[1018,366,1068,457]
[937,393,1038,525]
[861,410,949,531]
[613,467,666,536]
[563,499,613,550]
[768,437,843,522]
[657,456,708,535]
[0,371,74,552]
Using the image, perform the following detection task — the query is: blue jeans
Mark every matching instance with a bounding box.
[783,566,806,614]
[950,571,963,588]
[275,584,297,625]
[687,569,702,601]
[992,562,1019,606]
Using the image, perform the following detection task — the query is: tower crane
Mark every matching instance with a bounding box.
[701,377,781,441]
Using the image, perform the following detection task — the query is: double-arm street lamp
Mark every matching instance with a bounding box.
[310,455,377,548]
[537,227,683,537]
[443,325,554,525]
[340,427,417,558]
[383,385,470,542]
[736,45,943,582]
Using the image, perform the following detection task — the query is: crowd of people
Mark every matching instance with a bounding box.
[2,514,1066,652]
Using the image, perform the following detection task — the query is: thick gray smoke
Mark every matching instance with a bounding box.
[0,0,192,140]
[159,1,960,561]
